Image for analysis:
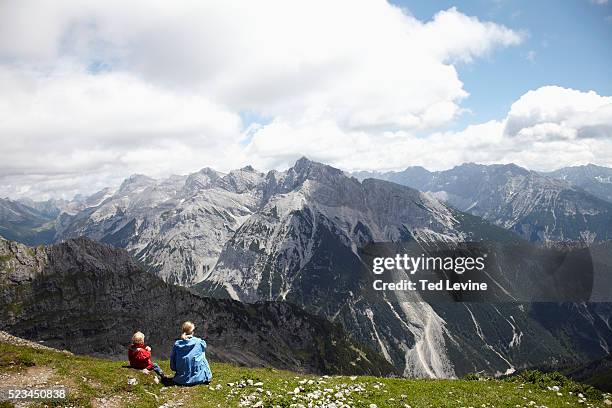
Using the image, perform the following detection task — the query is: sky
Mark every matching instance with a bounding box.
[398,0,612,127]
[0,0,611,200]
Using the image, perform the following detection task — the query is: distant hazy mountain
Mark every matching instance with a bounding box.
[15,198,63,218]
[0,198,56,245]
[543,164,612,204]
[0,187,116,247]
[0,236,394,376]
[355,163,612,243]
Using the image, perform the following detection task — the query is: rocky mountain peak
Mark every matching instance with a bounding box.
[499,162,529,174]
[182,167,224,194]
[117,174,156,195]
[401,165,430,175]
[226,167,266,193]
[287,157,348,188]
[198,167,224,177]
[240,165,257,172]
[293,156,314,170]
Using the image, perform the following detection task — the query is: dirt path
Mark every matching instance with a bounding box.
[0,365,56,387]
[0,365,60,408]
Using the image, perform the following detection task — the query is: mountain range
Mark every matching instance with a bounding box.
[354,163,612,243]
[1,158,611,378]
[194,159,612,377]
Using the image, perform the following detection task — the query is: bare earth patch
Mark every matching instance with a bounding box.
[0,365,55,387]
[92,395,124,408]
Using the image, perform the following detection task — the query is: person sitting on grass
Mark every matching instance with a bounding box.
[128,331,165,377]
[170,321,212,386]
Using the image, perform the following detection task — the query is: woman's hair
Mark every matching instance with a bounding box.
[132,331,145,344]
[180,321,195,340]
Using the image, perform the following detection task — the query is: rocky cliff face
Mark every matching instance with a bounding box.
[355,163,612,243]
[197,159,612,378]
[0,236,395,376]
[202,159,517,303]
[55,167,267,286]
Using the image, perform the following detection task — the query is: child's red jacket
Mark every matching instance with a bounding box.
[128,344,154,369]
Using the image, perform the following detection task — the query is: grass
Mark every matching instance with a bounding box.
[0,342,610,408]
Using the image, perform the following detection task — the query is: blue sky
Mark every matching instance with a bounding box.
[395,0,612,129]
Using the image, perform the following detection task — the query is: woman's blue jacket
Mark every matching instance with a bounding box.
[170,336,212,385]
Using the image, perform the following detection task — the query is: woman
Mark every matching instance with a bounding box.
[170,321,212,385]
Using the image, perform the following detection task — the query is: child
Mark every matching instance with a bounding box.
[128,331,165,377]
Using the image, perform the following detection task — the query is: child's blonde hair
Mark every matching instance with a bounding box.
[180,321,195,340]
[132,331,145,344]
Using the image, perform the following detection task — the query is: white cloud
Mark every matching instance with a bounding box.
[414,8,523,64]
[0,1,526,198]
[504,86,612,140]
[0,65,247,198]
[246,87,612,173]
[3,3,611,200]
